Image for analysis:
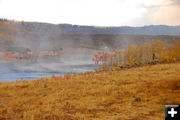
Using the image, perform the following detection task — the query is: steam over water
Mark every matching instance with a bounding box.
[0,55,99,82]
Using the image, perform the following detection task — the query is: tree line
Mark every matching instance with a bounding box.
[102,40,180,70]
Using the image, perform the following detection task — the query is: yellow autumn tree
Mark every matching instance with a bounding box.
[136,43,152,64]
[152,40,166,61]
[124,45,138,65]
[104,40,180,69]
[162,41,180,62]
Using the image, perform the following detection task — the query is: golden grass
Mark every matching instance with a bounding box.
[0,63,180,120]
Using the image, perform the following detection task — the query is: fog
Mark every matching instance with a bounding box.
[0,23,103,81]
[0,22,180,81]
[0,53,100,81]
[10,55,98,73]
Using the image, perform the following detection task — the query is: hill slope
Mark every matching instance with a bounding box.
[0,63,180,120]
[0,20,180,52]
[1,20,180,35]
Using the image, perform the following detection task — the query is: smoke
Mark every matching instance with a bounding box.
[0,22,102,78]
[10,55,97,73]
[0,20,180,82]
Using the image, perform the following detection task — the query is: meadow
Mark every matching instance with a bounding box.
[0,62,180,120]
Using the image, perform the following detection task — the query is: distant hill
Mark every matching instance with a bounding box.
[0,19,180,51]
[57,24,180,36]
[0,19,180,36]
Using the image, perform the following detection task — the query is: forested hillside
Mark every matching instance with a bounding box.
[0,19,180,52]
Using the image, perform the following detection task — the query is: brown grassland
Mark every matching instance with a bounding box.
[0,63,180,120]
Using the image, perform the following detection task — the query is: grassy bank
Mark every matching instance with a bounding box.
[0,63,180,120]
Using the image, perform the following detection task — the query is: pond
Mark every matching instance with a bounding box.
[0,57,100,82]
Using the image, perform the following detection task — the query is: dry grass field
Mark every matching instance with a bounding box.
[0,63,180,120]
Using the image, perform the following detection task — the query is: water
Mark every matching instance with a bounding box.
[0,57,99,82]
[0,71,62,82]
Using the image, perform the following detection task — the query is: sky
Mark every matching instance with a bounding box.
[0,0,180,26]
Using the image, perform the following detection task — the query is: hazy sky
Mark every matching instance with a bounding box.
[0,0,180,26]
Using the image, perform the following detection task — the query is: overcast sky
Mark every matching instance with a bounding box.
[0,0,180,26]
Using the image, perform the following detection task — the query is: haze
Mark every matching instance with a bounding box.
[0,0,180,26]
